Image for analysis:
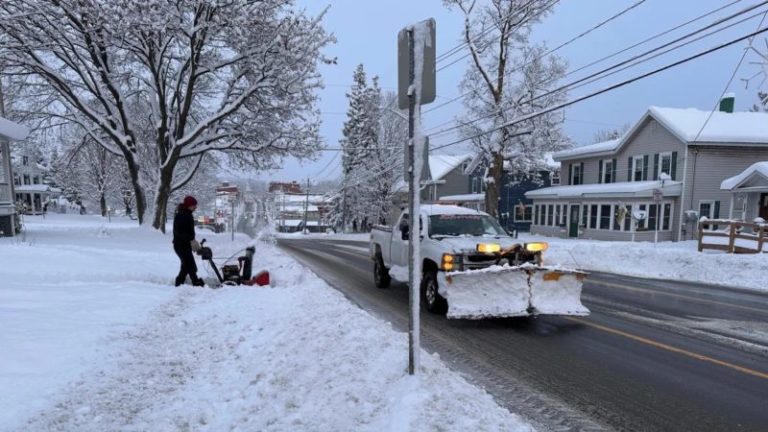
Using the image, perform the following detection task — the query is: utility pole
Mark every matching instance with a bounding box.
[406,26,418,375]
[303,178,310,234]
[398,19,435,376]
[231,193,236,242]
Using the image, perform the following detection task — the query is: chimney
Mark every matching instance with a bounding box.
[719,93,735,113]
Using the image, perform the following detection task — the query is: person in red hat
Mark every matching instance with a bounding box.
[172,195,205,287]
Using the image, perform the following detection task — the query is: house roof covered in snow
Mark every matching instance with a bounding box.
[420,204,488,216]
[553,138,622,161]
[438,193,485,202]
[429,154,472,181]
[720,161,768,190]
[554,106,768,161]
[525,180,682,199]
[650,106,768,144]
[14,184,61,194]
[0,117,29,141]
[393,154,473,192]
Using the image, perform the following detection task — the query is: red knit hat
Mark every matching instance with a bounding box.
[182,196,198,207]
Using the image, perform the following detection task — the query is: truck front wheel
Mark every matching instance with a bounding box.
[421,271,448,315]
[373,256,391,288]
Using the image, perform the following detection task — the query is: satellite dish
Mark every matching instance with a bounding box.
[633,210,647,221]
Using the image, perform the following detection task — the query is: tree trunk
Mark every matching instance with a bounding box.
[152,163,176,233]
[100,193,107,217]
[124,153,146,225]
[485,152,504,218]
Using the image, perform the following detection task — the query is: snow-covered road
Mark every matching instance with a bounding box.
[0,214,532,431]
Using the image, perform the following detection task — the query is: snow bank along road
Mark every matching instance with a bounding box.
[1,215,534,432]
[278,237,768,432]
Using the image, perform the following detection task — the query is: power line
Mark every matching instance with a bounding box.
[429,24,768,152]
[559,7,767,97]
[434,0,548,65]
[693,10,768,142]
[312,151,340,178]
[436,0,561,73]
[426,1,768,140]
[427,0,647,115]
[423,0,747,135]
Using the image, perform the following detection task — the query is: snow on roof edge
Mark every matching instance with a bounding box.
[720,161,768,190]
[0,117,29,141]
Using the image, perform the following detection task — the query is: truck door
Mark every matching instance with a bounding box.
[392,213,410,267]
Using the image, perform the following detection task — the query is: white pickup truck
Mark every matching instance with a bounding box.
[370,204,589,319]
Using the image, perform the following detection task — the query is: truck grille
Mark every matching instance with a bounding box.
[463,254,497,270]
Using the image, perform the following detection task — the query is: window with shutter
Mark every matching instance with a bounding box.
[671,151,678,180]
[598,160,604,184]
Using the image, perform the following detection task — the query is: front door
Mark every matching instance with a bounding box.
[760,193,768,220]
[569,205,580,238]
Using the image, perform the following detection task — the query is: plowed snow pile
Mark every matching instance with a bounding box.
[0,214,533,432]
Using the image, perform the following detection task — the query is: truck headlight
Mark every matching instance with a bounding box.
[476,243,501,253]
[525,242,548,252]
[442,253,456,271]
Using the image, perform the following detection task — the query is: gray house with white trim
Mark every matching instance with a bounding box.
[526,99,768,241]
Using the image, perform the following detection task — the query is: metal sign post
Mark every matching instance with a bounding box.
[398,18,435,376]
[653,188,662,245]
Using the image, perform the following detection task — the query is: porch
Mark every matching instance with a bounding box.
[720,162,768,222]
[526,181,682,241]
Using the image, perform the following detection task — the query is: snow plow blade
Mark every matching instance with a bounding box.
[441,265,589,319]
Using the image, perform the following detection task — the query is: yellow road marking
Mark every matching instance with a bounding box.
[566,317,768,380]
[589,280,766,314]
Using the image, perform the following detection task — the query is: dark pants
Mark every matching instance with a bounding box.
[174,243,200,285]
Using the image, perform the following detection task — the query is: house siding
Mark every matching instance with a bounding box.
[563,118,687,185]
[679,146,768,239]
[542,118,686,241]
[529,198,676,241]
[424,165,469,201]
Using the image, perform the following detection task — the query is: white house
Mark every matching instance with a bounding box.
[0,116,29,236]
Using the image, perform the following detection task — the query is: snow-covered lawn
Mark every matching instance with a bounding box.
[516,233,768,292]
[0,214,531,432]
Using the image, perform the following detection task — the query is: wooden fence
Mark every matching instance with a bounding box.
[698,219,767,254]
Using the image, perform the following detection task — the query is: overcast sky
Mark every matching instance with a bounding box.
[256,0,768,183]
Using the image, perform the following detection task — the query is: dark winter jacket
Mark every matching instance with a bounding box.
[173,206,196,247]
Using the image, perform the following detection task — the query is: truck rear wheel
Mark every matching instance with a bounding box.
[373,256,391,288]
[421,271,448,315]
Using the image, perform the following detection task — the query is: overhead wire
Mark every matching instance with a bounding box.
[436,0,561,73]
[426,0,648,116]
[428,23,768,152]
[692,10,768,142]
[426,1,768,141]
[422,0,746,135]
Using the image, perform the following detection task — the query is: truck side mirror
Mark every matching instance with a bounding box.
[400,222,409,240]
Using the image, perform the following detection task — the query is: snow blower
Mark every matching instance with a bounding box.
[197,239,270,287]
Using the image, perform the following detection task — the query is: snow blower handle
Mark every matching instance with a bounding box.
[197,238,214,261]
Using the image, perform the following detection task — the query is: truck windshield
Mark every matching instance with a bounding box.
[429,214,507,237]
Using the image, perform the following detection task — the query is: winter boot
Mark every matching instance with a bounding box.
[192,278,206,287]
[174,275,186,287]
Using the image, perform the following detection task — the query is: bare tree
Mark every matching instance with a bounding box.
[592,123,631,143]
[444,0,569,217]
[0,0,333,231]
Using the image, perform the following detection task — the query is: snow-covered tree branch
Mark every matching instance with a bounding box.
[0,0,333,231]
